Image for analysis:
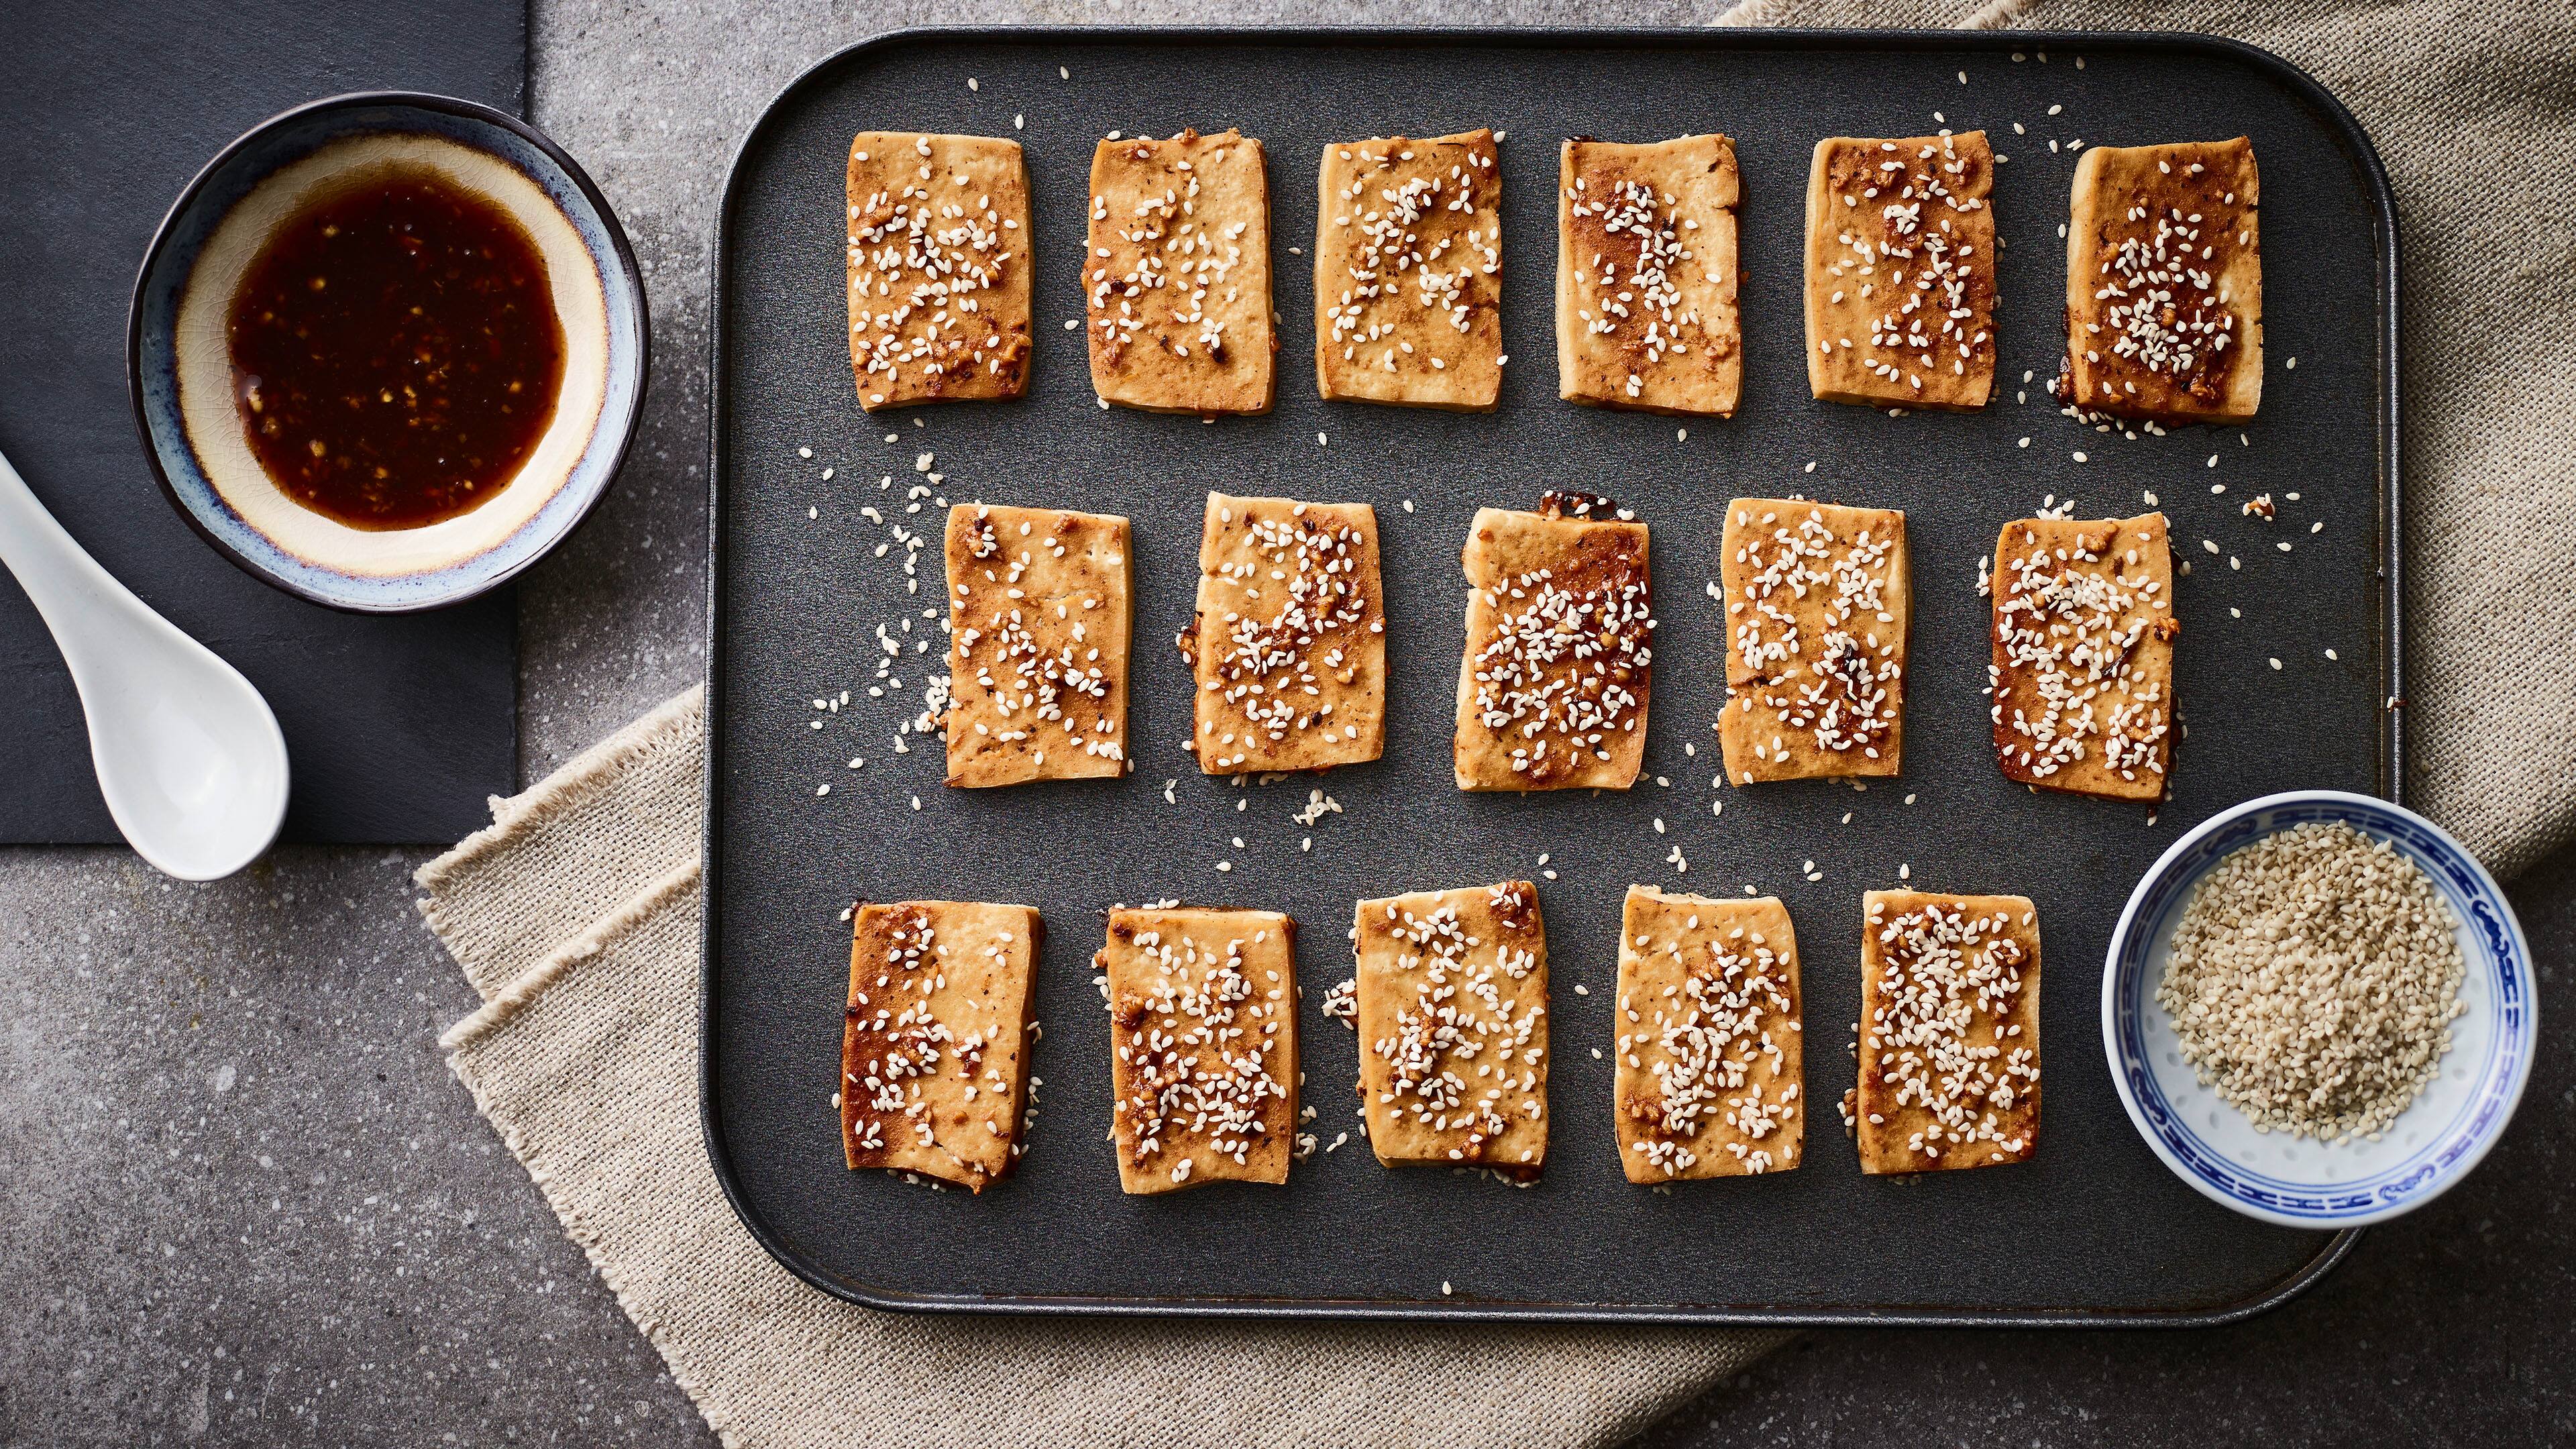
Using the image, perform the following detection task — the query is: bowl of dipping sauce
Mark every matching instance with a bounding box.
[2103,790,2536,1229]
[129,93,645,611]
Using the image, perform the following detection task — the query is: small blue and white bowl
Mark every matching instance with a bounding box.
[2104,790,2536,1229]
[128,93,647,612]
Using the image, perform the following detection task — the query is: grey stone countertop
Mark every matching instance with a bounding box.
[5,3,2568,1444]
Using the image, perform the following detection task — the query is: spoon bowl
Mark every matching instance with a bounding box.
[0,445,287,880]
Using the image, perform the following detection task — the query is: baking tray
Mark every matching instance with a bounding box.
[702,27,2398,1326]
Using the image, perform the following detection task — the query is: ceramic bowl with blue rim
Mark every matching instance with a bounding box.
[2103,790,2536,1229]
[128,93,647,612]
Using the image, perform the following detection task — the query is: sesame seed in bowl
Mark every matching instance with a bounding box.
[2102,791,2536,1228]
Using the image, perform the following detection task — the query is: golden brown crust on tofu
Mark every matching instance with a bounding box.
[1614,888,1803,1181]
[1184,493,1387,775]
[1085,129,1275,415]
[1315,131,1503,411]
[1557,136,1743,417]
[1988,512,2176,802]
[2062,138,2261,423]
[845,133,1033,409]
[841,900,1041,1191]
[1804,132,1996,411]
[1719,498,1910,784]
[1097,906,1299,1193]
[1454,501,1655,792]
[943,504,1132,787]
[1351,882,1549,1177]
[1856,891,2040,1173]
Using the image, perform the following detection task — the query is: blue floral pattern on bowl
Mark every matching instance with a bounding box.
[2102,790,2535,1228]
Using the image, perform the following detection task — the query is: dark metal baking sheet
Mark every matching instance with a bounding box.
[702,28,2398,1326]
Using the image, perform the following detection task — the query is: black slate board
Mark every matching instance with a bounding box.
[705,29,2397,1324]
[0,0,523,845]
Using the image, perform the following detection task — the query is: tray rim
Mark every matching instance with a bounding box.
[698,22,2402,1328]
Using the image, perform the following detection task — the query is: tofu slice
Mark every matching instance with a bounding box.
[845,133,1033,409]
[1988,511,2176,802]
[1557,135,1744,417]
[1350,881,1549,1178]
[841,900,1040,1191]
[1183,492,1387,774]
[1718,498,1910,784]
[1098,906,1299,1193]
[1613,887,1803,1181]
[1804,131,1997,411]
[1085,129,1275,415]
[1855,891,2041,1173]
[2061,138,2261,423]
[943,504,1132,787]
[1454,496,1655,792]
[1315,130,1503,410]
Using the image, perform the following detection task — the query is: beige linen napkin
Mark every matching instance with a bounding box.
[423,6,2575,1446]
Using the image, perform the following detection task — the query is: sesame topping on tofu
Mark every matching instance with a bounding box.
[1317,131,1502,407]
[1456,504,1655,791]
[1614,889,1804,1181]
[845,134,1031,407]
[1187,496,1385,775]
[1857,894,2040,1171]
[1988,513,2175,800]
[1818,133,1994,398]
[1352,883,1550,1176]
[842,902,1038,1192]
[1722,501,1908,777]
[1100,908,1299,1192]
[1558,135,1744,417]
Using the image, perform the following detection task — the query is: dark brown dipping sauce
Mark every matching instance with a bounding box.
[227,165,565,530]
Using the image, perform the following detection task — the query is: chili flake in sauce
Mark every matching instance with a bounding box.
[227,166,566,529]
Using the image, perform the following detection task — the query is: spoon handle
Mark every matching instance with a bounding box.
[0,443,131,649]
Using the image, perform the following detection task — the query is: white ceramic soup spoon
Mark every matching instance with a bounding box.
[0,445,287,880]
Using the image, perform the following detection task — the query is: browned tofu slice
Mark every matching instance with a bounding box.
[1557,135,1743,417]
[845,133,1033,409]
[1351,881,1549,1178]
[1804,131,1996,411]
[1718,498,1910,784]
[841,900,1040,1191]
[1315,130,1503,410]
[1098,906,1299,1193]
[1085,129,1274,415]
[1856,891,2040,1173]
[1183,492,1387,775]
[1613,887,1803,1181]
[1454,496,1655,792]
[1989,511,2176,802]
[943,504,1132,787]
[2061,138,2261,423]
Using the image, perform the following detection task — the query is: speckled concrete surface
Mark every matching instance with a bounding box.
[3,3,2567,1446]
